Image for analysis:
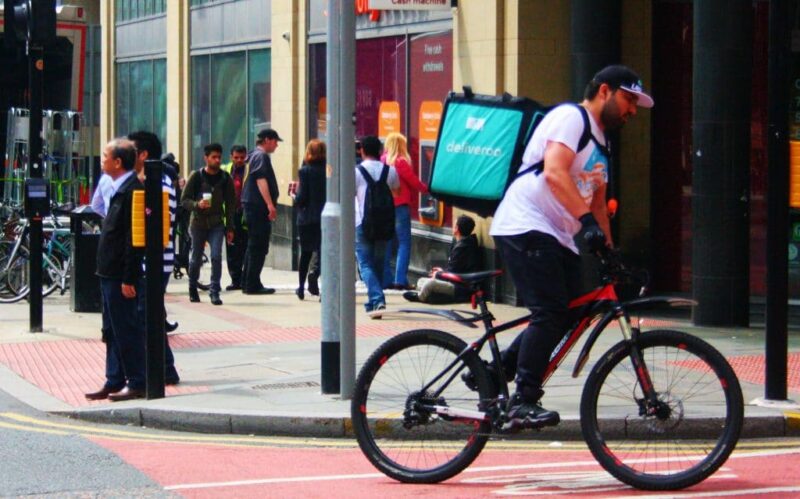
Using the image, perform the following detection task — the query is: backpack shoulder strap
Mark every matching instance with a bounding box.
[379,164,389,183]
[357,164,374,185]
[573,104,592,153]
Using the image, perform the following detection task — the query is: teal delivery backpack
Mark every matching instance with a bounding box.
[428,87,546,217]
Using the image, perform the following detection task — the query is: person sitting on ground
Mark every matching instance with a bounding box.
[403,215,482,304]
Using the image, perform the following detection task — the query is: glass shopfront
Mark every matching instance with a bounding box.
[115,58,167,146]
[308,29,452,225]
[190,49,271,170]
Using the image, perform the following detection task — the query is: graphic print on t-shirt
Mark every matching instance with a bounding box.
[575,146,608,203]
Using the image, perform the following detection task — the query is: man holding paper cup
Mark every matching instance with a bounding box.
[181,143,236,305]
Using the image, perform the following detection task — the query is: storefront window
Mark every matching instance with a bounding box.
[211,51,247,157]
[248,49,271,148]
[354,36,407,139]
[308,31,452,223]
[191,49,271,169]
[115,59,166,147]
[191,55,210,169]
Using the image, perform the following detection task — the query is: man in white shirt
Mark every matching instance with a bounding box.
[488,65,653,429]
[355,136,399,314]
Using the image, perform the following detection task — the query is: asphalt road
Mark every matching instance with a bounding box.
[0,388,171,498]
[1,388,799,498]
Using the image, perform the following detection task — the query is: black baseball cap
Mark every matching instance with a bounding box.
[257,128,283,142]
[592,65,654,108]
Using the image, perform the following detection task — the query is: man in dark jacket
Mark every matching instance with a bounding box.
[85,138,147,402]
[181,143,236,305]
[403,215,482,304]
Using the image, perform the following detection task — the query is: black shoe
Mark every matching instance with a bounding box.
[307,275,319,296]
[189,287,200,302]
[369,303,386,320]
[226,283,241,291]
[243,287,276,295]
[503,393,560,430]
[295,287,305,300]
[403,291,420,303]
[165,376,180,386]
[165,320,179,333]
[209,292,223,306]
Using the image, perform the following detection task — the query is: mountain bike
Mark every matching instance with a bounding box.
[351,250,743,490]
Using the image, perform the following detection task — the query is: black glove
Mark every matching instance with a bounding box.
[579,213,607,253]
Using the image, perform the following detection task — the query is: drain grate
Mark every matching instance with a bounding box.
[252,381,320,391]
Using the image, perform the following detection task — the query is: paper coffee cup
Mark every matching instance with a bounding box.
[202,193,212,201]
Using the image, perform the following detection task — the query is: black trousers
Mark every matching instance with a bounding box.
[242,202,272,292]
[226,210,248,286]
[494,231,582,399]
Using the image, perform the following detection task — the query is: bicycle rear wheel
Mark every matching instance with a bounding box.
[581,329,743,490]
[351,329,495,484]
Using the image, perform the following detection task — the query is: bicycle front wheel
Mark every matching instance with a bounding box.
[581,329,743,490]
[351,329,495,484]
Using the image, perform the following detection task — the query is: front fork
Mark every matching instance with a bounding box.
[618,314,661,415]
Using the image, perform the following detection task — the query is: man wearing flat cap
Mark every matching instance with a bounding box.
[241,128,282,295]
[485,65,654,430]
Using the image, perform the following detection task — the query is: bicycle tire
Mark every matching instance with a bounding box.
[1,252,29,303]
[351,329,495,484]
[580,329,743,490]
[4,252,60,300]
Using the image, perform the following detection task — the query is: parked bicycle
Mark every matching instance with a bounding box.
[351,249,743,491]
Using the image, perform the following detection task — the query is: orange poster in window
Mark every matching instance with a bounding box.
[378,101,401,140]
[418,101,443,142]
[317,97,327,138]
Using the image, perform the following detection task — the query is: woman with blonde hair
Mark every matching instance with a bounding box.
[291,139,327,299]
[381,132,428,290]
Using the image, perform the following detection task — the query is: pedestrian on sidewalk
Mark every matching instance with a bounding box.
[355,136,399,314]
[291,139,326,300]
[181,143,236,305]
[403,215,482,304]
[86,138,147,402]
[221,145,249,291]
[381,132,428,291]
[241,129,281,295]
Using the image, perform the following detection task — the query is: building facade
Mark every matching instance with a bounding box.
[98,0,790,324]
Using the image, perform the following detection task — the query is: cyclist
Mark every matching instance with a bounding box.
[488,65,654,428]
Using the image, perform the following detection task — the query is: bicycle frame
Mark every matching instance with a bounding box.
[417,283,695,420]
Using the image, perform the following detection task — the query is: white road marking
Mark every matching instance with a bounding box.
[162,445,800,492]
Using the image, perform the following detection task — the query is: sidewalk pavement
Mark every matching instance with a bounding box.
[0,267,798,440]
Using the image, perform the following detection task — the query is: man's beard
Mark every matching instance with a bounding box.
[600,99,626,131]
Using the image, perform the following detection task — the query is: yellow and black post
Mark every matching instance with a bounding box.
[144,159,166,399]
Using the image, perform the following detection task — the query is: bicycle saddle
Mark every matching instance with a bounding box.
[435,269,503,286]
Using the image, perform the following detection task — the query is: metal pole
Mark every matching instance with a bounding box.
[765,0,790,401]
[144,159,165,399]
[338,2,356,400]
[28,41,45,333]
[321,0,344,394]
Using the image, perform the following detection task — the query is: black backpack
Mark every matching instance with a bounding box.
[358,164,395,241]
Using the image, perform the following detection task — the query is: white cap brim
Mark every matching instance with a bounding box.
[620,85,654,108]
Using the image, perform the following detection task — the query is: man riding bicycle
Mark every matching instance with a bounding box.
[488,65,654,428]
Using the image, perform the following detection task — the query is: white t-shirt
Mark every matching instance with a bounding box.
[355,159,400,227]
[490,104,608,254]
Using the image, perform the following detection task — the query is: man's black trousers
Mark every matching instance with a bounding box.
[494,231,582,400]
[242,202,271,292]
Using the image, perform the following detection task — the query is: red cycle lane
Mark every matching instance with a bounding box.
[89,437,800,498]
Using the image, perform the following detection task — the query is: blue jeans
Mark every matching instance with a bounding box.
[189,225,225,293]
[100,277,145,391]
[355,225,388,311]
[383,205,411,287]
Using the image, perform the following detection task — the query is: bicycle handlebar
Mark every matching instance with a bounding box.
[595,247,651,296]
